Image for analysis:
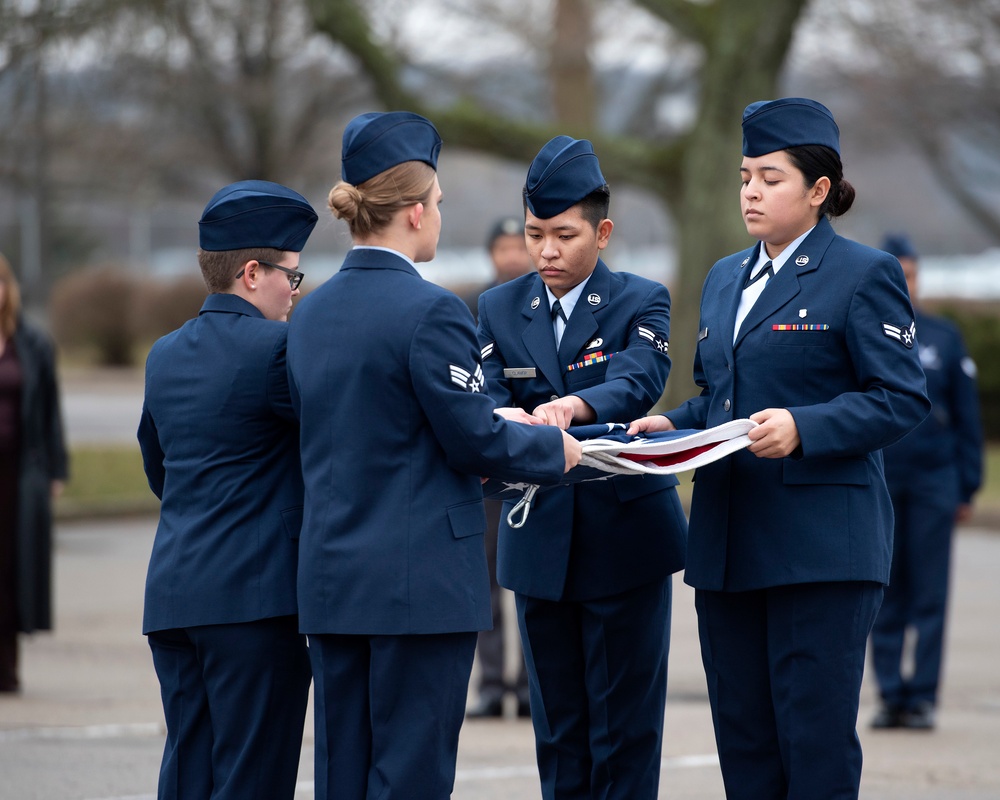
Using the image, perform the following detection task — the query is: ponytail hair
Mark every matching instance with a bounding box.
[785,144,856,218]
[329,161,437,238]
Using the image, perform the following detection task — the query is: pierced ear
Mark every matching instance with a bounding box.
[241,261,259,289]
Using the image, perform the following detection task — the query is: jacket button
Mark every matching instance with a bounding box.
[724,399,731,412]
[550,395,559,402]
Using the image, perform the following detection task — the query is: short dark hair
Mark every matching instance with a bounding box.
[784,145,856,219]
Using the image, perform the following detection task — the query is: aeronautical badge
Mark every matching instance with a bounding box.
[481,342,495,361]
[449,362,485,393]
[585,337,604,350]
[637,325,669,353]
[882,320,916,349]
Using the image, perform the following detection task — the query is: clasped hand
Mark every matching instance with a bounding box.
[627,408,800,460]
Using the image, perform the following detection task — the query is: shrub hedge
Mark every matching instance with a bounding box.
[50,266,207,367]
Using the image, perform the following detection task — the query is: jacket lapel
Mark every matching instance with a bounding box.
[733,222,834,348]
[520,275,566,395]
[721,245,758,359]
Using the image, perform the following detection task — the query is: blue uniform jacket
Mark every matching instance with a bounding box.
[139,293,303,634]
[667,217,930,592]
[477,260,688,602]
[883,309,983,502]
[286,248,566,636]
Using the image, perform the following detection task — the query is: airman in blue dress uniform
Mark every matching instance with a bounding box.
[286,111,581,800]
[630,98,930,799]
[869,233,984,731]
[138,180,318,799]
[476,136,688,800]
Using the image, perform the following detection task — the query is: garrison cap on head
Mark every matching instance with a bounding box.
[486,216,523,249]
[341,111,442,186]
[741,97,840,157]
[199,180,317,252]
[523,136,606,219]
[881,233,919,260]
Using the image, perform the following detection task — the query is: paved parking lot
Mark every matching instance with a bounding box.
[1,517,999,799]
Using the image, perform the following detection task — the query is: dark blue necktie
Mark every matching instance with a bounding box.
[551,299,567,322]
[744,260,774,289]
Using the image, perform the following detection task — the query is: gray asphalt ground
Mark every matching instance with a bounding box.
[1,516,998,799]
[4,367,997,799]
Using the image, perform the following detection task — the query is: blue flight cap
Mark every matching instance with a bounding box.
[881,233,919,260]
[199,180,317,252]
[741,97,840,157]
[341,111,442,185]
[523,136,606,219]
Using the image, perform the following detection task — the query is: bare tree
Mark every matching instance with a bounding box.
[804,0,1000,241]
[83,0,365,193]
[0,0,123,296]
[305,0,809,404]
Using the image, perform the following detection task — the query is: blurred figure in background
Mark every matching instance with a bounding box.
[464,217,534,719]
[869,233,984,731]
[0,253,68,694]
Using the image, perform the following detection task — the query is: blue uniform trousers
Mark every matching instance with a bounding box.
[695,582,882,800]
[870,470,958,710]
[147,615,311,800]
[309,631,478,800]
[516,575,672,800]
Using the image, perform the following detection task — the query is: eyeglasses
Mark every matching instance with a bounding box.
[235,260,304,290]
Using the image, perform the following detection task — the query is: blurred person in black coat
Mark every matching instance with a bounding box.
[0,252,69,694]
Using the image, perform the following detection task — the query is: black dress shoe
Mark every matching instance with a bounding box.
[517,699,531,718]
[870,704,903,729]
[901,703,936,730]
[466,697,504,718]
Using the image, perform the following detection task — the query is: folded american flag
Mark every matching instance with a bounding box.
[485,418,757,527]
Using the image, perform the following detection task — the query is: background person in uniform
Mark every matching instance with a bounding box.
[629,98,930,799]
[0,253,68,695]
[286,111,581,800]
[476,136,688,800]
[137,180,316,799]
[869,232,984,731]
[463,216,534,719]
